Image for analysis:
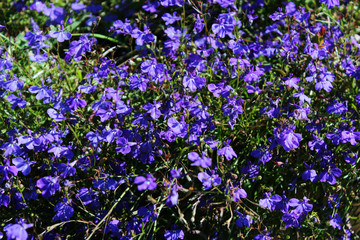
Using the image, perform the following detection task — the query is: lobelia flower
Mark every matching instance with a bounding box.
[197,170,221,190]
[49,25,71,42]
[302,162,317,182]
[134,174,157,191]
[43,3,65,25]
[251,146,272,165]
[12,157,36,176]
[211,13,237,38]
[235,211,253,228]
[36,176,60,198]
[138,205,157,223]
[53,197,74,222]
[0,188,10,207]
[162,12,181,25]
[218,140,237,160]
[229,186,247,201]
[4,218,33,240]
[318,165,342,185]
[65,34,96,62]
[170,168,182,179]
[326,100,348,114]
[6,94,27,109]
[282,211,301,228]
[288,196,313,215]
[165,183,179,207]
[164,229,184,240]
[143,101,162,119]
[188,151,212,168]
[277,126,302,151]
[0,159,18,182]
[293,88,311,105]
[129,74,148,91]
[329,213,342,230]
[259,192,282,211]
[183,73,206,91]
[1,137,22,157]
[340,127,360,145]
[320,0,340,9]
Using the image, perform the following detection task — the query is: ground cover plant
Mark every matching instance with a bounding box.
[0,0,360,239]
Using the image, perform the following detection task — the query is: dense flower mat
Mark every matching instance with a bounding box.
[0,0,360,239]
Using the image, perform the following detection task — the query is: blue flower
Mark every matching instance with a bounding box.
[12,157,35,176]
[134,174,157,191]
[36,176,60,198]
[319,0,340,9]
[235,211,253,228]
[288,197,313,215]
[197,170,221,190]
[164,229,184,240]
[218,140,237,160]
[53,198,74,222]
[4,218,33,240]
[259,192,282,211]
[188,151,212,168]
[49,26,71,42]
[329,213,342,230]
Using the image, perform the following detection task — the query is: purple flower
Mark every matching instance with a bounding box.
[293,88,311,105]
[6,94,27,109]
[47,108,66,122]
[116,137,136,155]
[288,197,313,215]
[162,12,181,25]
[285,76,300,89]
[170,168,182,179]
[259,192,282,211]
[4,218,33,240]
[341,128,360,145]
[138,205,157,222]
[235,211,253,228]
[1,137,22,157]
[197,170,221,190]
[319,166,342,185]
[302,163,317,182]
[251,147,272,165]
[320,0,340,9]
[12,157,35,176]
[165,183,179,207]
[218,140,237,160]
[0,159,18,182]
[65,34,96,62]
[49,26,72,42]
[164,229,184,240]
[167,117,188,135]
[282,211,301,228]
[95,107,116,122]
[329,213,342,230]
[229,187,247,201]
[43,3,65,25]
[183,73,206,91]
[134,174,157,191]
[278,126,302,151]
[143,101,162,119]
[326,100,347,114]
[211,13,236,38]
[36,176,60,198]
[129,74,148,91]
[188,151,212,168]
[141,59,164,78]
[66,93,87,111]
[53,198,74,222]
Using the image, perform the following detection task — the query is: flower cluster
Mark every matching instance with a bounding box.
[0,0,359,239]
